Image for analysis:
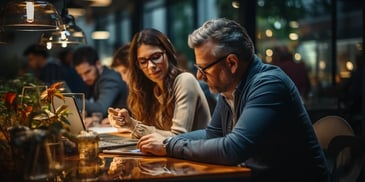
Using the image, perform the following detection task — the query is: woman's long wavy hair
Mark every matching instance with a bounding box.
[128,28,183,129]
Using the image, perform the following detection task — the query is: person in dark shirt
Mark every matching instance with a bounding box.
[23,44,64,86]
[57,48,87,93]
[72,46,128,118]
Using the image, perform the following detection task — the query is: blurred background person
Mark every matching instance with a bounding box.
[72,46,129,126]
[108,28,211,139]
[338,51,363,133]
[346,52,363,114]
[22,44,64,86]
[57,48,87,93]
[271,45,311,99]
[111,43,131,84]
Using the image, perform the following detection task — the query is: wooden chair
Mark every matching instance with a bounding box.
[313,115,355,150]
[327,135,365,182]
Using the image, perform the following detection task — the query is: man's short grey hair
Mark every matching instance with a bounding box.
[188,18,255,61]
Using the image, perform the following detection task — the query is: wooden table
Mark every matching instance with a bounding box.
[61,131,252,182]
[63,154,251,182]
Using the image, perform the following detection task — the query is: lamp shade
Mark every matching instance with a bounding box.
[39,11,86,48]
[0,0,62,31]
[40,24,86,48]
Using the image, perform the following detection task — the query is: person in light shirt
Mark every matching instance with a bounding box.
[108,28,211,139]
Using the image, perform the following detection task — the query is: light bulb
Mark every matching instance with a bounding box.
[26,1,35,23]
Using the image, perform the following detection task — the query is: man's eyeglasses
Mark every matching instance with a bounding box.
[137,51,165,69]
[194,53,232,77]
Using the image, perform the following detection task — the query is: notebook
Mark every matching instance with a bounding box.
[52,95,138,149]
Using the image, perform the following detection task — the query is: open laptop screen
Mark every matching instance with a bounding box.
[52,95,86,135]
[53,95,138,149]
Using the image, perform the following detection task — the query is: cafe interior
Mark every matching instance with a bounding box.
[0,0,364,181]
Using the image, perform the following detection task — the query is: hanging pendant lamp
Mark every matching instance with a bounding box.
[0,0,62,31]
[40,23,86,49]
[39,1,86,48]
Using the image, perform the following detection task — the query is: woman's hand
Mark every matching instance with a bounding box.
[137,133,167,156]
[108,107,137,130]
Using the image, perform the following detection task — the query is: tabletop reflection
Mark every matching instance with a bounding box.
[99,157,200,181]
[57,154,250,181]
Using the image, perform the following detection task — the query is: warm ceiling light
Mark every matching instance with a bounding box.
[232,1,240,8]
[87,0,112,7]
[289,33,299,40]
[92,17,110,40]
[92,31,110,40]
[289,21,299,28]
[67,8,86,18]
[25,1,35,23]
[0,0,62,31]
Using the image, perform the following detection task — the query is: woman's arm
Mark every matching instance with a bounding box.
[131,73,211,138]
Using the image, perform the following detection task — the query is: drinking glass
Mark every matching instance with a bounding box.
[22,129,51,181]
[46,135,65,174]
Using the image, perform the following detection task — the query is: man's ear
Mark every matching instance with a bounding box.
[227,54,239,73]
[96,60,103,73]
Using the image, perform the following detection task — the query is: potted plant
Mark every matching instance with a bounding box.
[0,75,72,180]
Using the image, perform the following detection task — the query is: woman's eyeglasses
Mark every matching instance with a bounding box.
[137,51,165,69]
[194,53,232,77]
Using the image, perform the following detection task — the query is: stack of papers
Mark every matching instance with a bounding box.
[88,127,130,134]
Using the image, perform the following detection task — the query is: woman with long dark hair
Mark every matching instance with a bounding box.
[109,28,211,139]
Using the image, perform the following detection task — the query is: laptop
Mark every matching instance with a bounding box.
[52,95,138,150]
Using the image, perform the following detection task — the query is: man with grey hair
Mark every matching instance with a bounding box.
[136,18,329,182]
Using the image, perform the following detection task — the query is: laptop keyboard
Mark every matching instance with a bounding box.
[98,134,138,150]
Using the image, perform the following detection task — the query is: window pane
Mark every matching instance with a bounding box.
[256,0,362,100]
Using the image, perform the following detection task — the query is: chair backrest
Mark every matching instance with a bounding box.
[313,115,355,150]
[327,135,365,182]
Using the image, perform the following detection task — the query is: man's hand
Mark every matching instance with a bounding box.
[137,133,168,156]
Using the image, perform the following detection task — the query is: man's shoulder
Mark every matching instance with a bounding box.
[101,66,121,78]
[99,66,125,85]
[46,57,61,65]
[174,72,200,87]
[242,61,292,92]
[250,62,284,81]
[175,72,196,81]
[44,60,62,70]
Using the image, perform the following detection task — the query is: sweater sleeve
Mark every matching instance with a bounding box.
[168,72,210,134]
[131,72,211,138]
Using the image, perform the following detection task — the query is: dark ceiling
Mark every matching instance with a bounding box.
[0,0,133,20]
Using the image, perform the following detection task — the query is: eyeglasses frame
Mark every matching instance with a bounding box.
[137,51,165,69]
[194,52,234,77]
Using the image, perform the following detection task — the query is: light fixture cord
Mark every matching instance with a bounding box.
[61,0,72,24]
